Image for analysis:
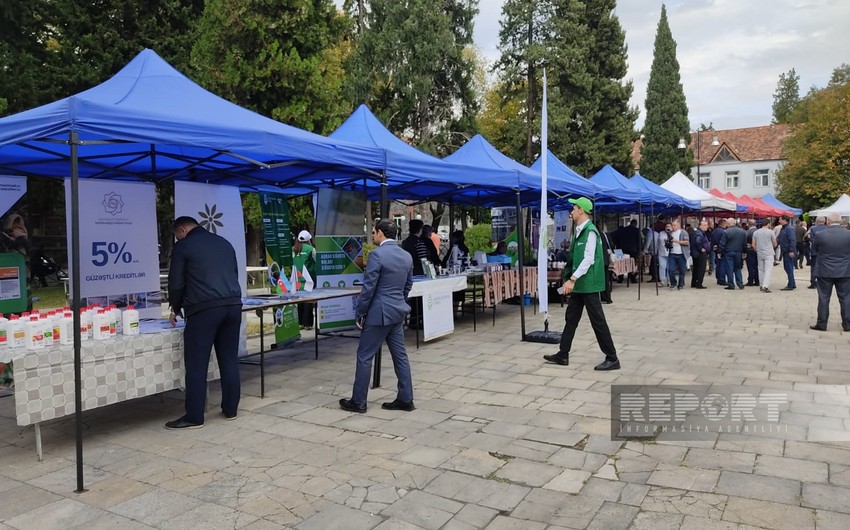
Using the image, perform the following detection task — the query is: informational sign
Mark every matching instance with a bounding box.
[0,253,26,314]
[258,192,299,345]
[0,175,27,218]
[554,210,571,252]
[64,179,160,318]
[314,236,364,329]
[175,181,248,355]
[422,290,454,341]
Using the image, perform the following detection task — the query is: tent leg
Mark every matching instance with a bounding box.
[35,423,43,462]
[70,131,87,494]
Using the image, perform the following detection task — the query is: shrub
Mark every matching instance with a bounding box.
[464,224,493,255]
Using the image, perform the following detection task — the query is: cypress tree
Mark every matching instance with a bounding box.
[640,4,691,183]
[772,68,800,124]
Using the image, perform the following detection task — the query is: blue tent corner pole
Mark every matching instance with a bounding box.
[380,173,388,219]
[70,131,86,494]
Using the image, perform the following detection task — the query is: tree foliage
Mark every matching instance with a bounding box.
[477,83,528,162]
[639,4,691,183]
[345,0,480,156]
[776,70,850,212]
[191,0,351,134]
[772,68,800,124]
[492,0,636,173]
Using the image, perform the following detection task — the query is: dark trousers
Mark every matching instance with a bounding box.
[783,252,796,288]
[715,254,728,284]
[601,269,613,302]
[724,252,743,288]
[815,277,850,330]
[298,303,313,327]
[746,251,759,285]
[810,255,818,286]
[183,304,242,424]
[796,244,806,268]
[691,252,708,287]
[668,253,687,288]
[352,322,413,405]
[648,255,657,280]
[559,292,617,360]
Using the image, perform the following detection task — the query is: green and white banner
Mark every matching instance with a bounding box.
[315,236,364,329]
[258,192,300,345]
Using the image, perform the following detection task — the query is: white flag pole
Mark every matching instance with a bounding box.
[537,70,549,321]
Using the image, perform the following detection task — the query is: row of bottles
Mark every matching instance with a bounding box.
[0,305,139,350]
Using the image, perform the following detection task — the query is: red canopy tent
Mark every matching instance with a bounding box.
[741,194,791,217]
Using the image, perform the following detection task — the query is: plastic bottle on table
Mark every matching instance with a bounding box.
[112,305,123,334]
[40,313,53,347]
[80,306,91,341]
[60,311,74,346]
[93,309,111,340]
[49,310,61,345]
[0,313,7,348]
[122,305,140,335]
[8,315,25,348]
[107,305,118,336]
[25,315,43,350]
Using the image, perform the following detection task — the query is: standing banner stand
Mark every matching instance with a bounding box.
[314,235,364,329]
[258,192,300,346]
[174,182,248,355]
[1,175,29,319]
[63,180,160,318]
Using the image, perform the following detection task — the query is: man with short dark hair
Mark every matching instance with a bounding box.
[809,213,850,331]
[402,219,429,276]
[777,215,797,290]
[543,197,619,371]
[340,219,415,413]
[166,216,242,429]
[720,218,746,290]
[710,218,728,285]
[807,216,828,289]
[690,220,710,289]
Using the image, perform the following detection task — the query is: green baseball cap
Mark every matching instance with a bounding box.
[568,196,593,213]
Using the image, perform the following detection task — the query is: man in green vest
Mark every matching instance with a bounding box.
[544,197,620,371]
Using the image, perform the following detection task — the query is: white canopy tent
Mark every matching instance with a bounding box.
[661,172,737,211]
[809,193,850,218]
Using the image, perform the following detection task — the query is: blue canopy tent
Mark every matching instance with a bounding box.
[761,193,802,216]
[588,164,661,212]
[0,49,415,492]
[529,150,636,206]
[630,173,701,212]
[330,105,528,208]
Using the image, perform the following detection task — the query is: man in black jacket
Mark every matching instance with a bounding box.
[166,216,242,429]
[809,213,850,331]
[720,218,747,290]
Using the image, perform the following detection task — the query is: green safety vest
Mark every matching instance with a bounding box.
[570,221,605,294]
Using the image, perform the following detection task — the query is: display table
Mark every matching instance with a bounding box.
[241,288,362,397]
[9,325,218,460]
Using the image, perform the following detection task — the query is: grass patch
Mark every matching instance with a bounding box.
[32,285,68,311]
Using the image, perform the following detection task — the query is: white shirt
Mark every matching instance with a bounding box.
[670,229,688,255]
[572,220,597,279]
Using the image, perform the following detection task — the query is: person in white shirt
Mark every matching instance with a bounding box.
[752,219,778,292]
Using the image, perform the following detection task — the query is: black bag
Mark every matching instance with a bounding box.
[664,233,674,251]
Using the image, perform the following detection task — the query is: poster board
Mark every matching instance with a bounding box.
[258,192,300,345]
[422,290,454,341]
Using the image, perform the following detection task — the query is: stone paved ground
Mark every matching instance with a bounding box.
[2,267,850,529]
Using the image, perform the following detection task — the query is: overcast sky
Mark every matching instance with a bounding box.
[334,1,850,130]
[475,0,850,129]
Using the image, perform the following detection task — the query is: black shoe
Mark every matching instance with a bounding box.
[717,282,728,286]
[165,417,203,430]
[695,285,707,289]
[809,325,827,331]
[339,398,367,413]
[594,359,621,371]
[738,285,745,290]
[808,285,817,289]
[762,287,771,293]
[724,286,736,290]
[222,412,237,421]
[843,326,850,332]
[543,353,569,366]
[381,399,416,412]
[602,300,613,304]
[781,286,796,291]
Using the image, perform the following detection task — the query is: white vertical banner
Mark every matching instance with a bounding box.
[174,182,248,355]
[64,179,161,318]
[173,182,247,295]
[537,70,549,317]
[0,175,27,216]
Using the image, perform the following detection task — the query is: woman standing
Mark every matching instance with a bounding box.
[442,230,469,270]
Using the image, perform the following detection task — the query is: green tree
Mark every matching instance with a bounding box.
[492,0,636,173]
[191,0,351,134]
[347,0,480,156]
[776,71,850,212]
[639,4,691,183]
[477,83,528,162]
[772,68,800,124]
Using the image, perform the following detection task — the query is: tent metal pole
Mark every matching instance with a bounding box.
[637,202,641,301]
[516,191,526,340]
[380,172,388,219]
[70,131,86,493]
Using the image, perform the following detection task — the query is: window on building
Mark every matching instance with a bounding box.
[754,169,770,187]
[725,171,739,189]
[698,172,711,190]
[715,146,738,162]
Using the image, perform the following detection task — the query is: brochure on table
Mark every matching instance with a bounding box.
[64,179,161,318]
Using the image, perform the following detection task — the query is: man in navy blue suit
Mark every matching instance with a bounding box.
[340,219,415,413]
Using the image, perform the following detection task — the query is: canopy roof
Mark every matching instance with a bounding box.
[661,172,737,211]
[630,173,701,211]
[738,194,790,217]
[528,150,634,206]
[589,164,652,204]
[0,49,387,190]
[330,105,522,205]
[761,193,802,216]
[809,193,850,217]
[709,189,749,213]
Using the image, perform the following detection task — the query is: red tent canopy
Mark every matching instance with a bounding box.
[742,195,791,217]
